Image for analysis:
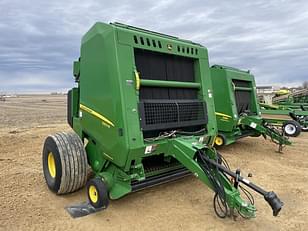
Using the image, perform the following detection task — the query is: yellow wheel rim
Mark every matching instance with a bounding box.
[47,152,56,178]
[215,136,223,146]
[89,185,98,203]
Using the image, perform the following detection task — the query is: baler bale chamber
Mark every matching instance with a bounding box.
[71,22,217,199]
[42,22,283,219]
[210,65,290,151]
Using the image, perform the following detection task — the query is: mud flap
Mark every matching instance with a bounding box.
[65,201,105,218]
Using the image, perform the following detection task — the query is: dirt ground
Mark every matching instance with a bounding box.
[0,95,307,231]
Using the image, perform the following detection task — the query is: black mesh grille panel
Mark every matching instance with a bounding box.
[135,48,197,100]
[139,100,207,131]
[144,102,177,125]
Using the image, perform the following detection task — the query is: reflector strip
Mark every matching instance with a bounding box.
[215,112,232,119]
[80,104,114,127]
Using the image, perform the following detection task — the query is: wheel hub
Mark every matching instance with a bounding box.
[47,152,56,178]
[89,185,98,203]
[285,124,296,135]
[215,136,223,146]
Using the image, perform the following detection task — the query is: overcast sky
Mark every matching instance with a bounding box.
[1,0,308,93]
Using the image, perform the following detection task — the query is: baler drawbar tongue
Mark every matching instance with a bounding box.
[197,150,283,217]
[239,115,291,152]
[167,137,283,218]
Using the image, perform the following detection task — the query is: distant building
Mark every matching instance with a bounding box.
[256,86,279,104]
[256,86,279,94]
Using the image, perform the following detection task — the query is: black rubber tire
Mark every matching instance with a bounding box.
[87,178,109,209]
[214,134,226,147]
[282,120,301,137]
[302,126,308,131]
[42,132,88,194]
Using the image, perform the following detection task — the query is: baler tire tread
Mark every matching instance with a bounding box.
[67,132,82,191]
[57,132,74,193]
[67,131,88,191]
[65,131,83,192]
[52,133,71,194]
[68,132,88,189]
[42,132,88,194]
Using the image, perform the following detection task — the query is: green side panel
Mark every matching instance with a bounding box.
[210,67,236,132]
[85,139,108,173]
[79,23,129,168]
[72,117,82,137]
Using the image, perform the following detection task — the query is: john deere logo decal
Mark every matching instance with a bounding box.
[167,44,172,51]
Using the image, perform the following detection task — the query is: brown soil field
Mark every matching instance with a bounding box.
[0,95,307,231]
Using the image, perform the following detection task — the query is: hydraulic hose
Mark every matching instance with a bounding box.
[199,152,283,217]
